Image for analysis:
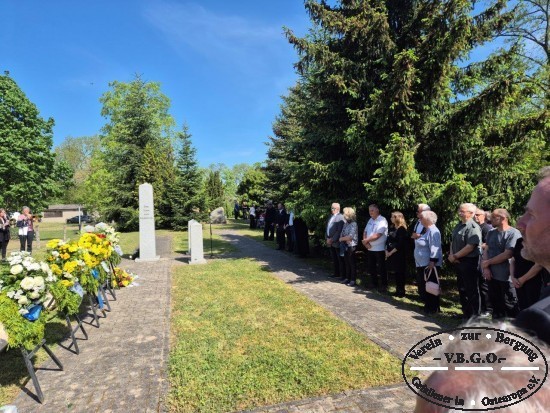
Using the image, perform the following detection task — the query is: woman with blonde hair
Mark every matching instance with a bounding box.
[339,207,359,286]
[386,211,408,297]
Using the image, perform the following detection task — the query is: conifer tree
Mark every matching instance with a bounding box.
[170,125,204,229]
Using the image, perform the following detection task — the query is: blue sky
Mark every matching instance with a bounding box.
[1,0,310,167]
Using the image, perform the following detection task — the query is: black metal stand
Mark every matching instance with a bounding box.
[107,262,118,301]
[64,314,88,354]
[21,339,63,403]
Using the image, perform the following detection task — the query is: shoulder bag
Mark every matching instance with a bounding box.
[424,266,441,296]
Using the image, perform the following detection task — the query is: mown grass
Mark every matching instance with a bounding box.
[221,219,463,319]
[168,241,405,412]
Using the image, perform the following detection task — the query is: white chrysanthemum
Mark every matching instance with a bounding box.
[18,296,29,305]
[18,308,29,315]
[83,225,95,233]
[33,276,45,289]
[7,291,15,299]
[29,262,41,272]
[20,276,35,290]
[29,291,40,299]
[10,264,23,275]
[52,251,60,257]
[63,272,73,279]
[40,262,50,273]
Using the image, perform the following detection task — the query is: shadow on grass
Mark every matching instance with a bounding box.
[219,232,463,331]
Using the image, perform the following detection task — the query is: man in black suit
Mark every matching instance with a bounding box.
[326,202,345,278]
[263,202,276,241]
[275,203,288,250]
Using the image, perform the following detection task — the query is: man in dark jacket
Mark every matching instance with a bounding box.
[263,202,276,241]
[275,203,288,250]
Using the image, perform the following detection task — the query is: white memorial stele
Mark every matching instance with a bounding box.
[188,219,207,265]
[136,183,160,262]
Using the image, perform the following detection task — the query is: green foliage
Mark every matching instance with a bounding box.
[0,74,69,212]
[49,282,82,316]
[266,1,549,239]
[137,137,176,229]
[203,170,225,212]
[0,294,46,350]
[54,135,101,204]
[99,74,176,231]
[170,125,205,229]
[236,164,269,206]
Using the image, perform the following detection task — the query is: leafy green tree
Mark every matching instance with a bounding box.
[236,163,269,206]
[54,135,101,204]
[0,73,70,212]
[170,125,205,229]
[99,74,175,230]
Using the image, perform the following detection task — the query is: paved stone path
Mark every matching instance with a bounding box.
[13,236,173,413]
[10,228,454,413]
[218,229,454,413]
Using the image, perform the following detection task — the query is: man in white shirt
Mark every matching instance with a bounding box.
[249,205,256,229]
[362,204,388,292]
[327,203,345,278]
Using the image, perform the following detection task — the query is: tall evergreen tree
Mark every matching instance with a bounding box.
[136,137,176,229]
[99,74,175,230]
[170,125,204,229]
[204,170,225,212]
[267,0,548,240]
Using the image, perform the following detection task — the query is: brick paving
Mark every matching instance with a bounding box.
[13,236,173,413]
[218,229,454,413]
[10,228,453,413]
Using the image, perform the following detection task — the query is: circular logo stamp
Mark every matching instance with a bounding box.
[402,327,548,411]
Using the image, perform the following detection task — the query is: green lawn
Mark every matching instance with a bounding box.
[224,219,463,319]
[168,234,404,412]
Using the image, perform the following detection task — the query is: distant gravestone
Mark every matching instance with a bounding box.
[189,220,206,265]
[210,207,227,224]
[136,183,160,262]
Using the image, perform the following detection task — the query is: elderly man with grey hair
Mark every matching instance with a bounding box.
[449,202,483,319]
[481,208,521,319]
[326,202,345,278]
[411,203,431,240]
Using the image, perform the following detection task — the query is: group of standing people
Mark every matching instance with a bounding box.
[326,200,549,320]
[0,206,36,260]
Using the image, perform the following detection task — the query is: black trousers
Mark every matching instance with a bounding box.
[454,257,480,318]
[489,279,519,319]
[0,239,8,259]
[516,274,543,310]
[285,225,295,252]
[19,231,34,253]
[416,266,440,313]
[344,246,357,281]
[249,215,256,229]
[264,222,274,240]
[330,246,345,278]
[367,250,387,288]
[276,226,285,249]
[479,270,493,314]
